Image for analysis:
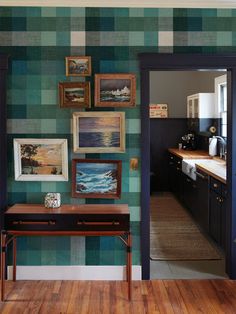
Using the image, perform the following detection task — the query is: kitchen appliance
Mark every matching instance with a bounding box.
[181,133,197,150]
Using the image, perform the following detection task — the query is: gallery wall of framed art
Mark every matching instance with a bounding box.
[13,54,137,201]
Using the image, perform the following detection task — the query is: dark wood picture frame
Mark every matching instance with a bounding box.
[65,56,91,76]
[59,81,90,108]
[72,159,122,199]
[94,73,136,107]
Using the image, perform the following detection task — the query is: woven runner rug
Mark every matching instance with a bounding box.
[150,193,222,260]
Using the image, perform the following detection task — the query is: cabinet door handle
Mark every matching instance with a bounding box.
[177,161,181,165]
[169,162,174,165]
[170,156,174,160]
[77,221,120,226]
[213,183,218,188]
[13,220,56,226]
[195,171,207,180]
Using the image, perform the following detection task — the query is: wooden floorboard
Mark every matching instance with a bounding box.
[1,280,236,314]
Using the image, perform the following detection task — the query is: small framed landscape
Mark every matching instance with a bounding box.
[65,56,91,76]
[72,159,122,199]
[73,111,125,153]
[95,73,136,107]
[59,82,90,108]
[14,139,68,181]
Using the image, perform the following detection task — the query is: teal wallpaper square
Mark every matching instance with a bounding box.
[1,6,236,267]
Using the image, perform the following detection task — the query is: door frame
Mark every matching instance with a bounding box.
[139,53,236,280]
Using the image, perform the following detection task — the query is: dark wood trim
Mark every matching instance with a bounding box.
[139,53,236,280]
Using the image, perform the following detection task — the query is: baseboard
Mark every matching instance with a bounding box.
[7,265,141,280]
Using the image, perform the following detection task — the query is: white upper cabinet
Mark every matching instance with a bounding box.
[187,93,215,119]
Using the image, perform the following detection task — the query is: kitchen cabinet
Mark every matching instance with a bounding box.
[187,93,215,133]
[209,177,227,250]
[168,153,183,201]
[194,169,210,232]
[187,93,215,118]
[182,174,198,216]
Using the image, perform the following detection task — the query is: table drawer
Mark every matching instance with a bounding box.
[5,213,130,232]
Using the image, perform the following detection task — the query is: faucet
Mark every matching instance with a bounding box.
[215,136,227,159]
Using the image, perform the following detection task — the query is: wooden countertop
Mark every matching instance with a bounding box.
[6,204,129,215]
[168,148,226,183]
[168,148,211,159]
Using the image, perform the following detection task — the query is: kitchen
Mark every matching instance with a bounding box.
[149,69,228,279]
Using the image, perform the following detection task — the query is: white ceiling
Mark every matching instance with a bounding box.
[1,0,236,8]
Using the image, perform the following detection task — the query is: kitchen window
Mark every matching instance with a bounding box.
[215,74,227,138]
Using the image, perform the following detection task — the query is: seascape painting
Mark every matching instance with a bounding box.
[64,87,85,103]
[59,82,90,108]
[95,74,136,107]
[21,144,62,175]
[66,56,91,76]
[14,139,68,181]
[72,159,122,199]
[79,116,120,148]
[100,79,131,102]
[73,112,125,153]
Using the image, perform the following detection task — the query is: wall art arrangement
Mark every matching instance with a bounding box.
[72,159,122,199]
[14,139,68,181]
[59,81,90,108]
[94,73,136,108]
[13,56,136,200]
[72,111,126,153]
[65,56,91,76]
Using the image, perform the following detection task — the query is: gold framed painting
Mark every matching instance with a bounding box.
[59,81,90,108]
[72,111,126,153]
[94,73,136,107]
[65,56,91,76]
[14,138,68,181]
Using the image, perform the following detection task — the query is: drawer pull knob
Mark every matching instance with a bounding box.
[77,221,120,226]
[213,183,218,188]
[12,220,56,225]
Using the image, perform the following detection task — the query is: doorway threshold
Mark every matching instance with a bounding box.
[150,259,228,280]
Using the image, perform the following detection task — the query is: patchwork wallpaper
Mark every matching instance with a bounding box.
[1,7,236,267]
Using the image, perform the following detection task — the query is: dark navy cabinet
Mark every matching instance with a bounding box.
[168,153,183,201]
[209,177,227,250]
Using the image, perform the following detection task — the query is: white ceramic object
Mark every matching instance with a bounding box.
[209,136,217,157]
[44,193,61,208]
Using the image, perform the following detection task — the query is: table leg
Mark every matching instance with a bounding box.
[1,231,7,302]
[13,237,17,282]
[127,232,132,300]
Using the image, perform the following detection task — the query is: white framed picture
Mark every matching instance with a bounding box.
[14,138,68,181]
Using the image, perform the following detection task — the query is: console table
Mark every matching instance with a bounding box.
[1,204,131,302]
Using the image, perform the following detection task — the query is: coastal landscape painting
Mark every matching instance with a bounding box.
[59,82,90,108]
[72,159,122,199]
[14,139,68,181]
[66,56,91,76]
[73,112,125,153]
[95,73,136,107]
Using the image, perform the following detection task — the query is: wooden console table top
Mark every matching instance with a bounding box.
[6,204,129,215]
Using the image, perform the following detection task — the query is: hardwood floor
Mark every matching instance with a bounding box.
[0,279,236,313]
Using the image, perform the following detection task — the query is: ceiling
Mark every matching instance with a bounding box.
[1,0,236,8]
